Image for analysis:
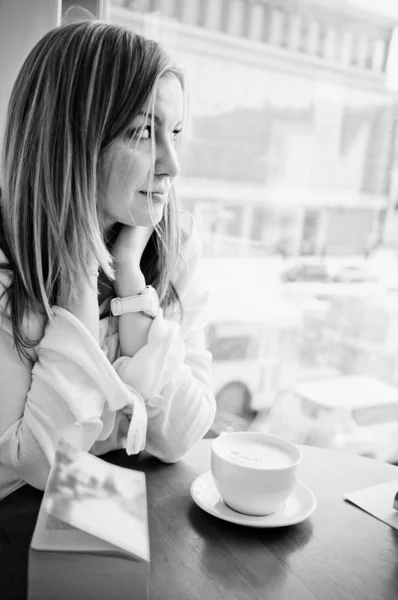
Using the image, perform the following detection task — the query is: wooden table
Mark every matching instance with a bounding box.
[1,440,398,600]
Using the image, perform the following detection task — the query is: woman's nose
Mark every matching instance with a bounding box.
[155,139,180,179]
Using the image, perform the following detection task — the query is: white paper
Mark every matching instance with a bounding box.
[344,479,398,530]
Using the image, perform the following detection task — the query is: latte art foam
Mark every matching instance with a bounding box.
[222,440,292,469]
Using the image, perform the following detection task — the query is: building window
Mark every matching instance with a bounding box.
[298,17,309,53]
[288,14,302,52]
[180,0,201,26]
[197,0,208,28]
[203,0,223,31]
[306,20,319,56]
[350,33,359,66]
[373,38,387,71]
[224,0,245,38]
[341,30,353,65]
[159,0,179,18]
[365,37,375,69]
[317,23,327,58]
[324,26,336,61]
[246,1,265,42]
[357,33,368,68]
[269,8,285,46]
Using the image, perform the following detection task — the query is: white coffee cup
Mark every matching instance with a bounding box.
[211,431,302,516]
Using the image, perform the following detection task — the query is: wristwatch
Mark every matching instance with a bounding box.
[110,285,159,318]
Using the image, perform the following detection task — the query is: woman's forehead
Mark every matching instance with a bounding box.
[142,76,183,125]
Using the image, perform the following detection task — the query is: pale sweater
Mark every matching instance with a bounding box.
[0,212,216,500]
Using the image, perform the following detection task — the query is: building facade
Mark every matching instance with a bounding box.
[111,0,398,257]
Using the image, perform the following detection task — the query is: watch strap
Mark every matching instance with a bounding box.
[111,292,148,316]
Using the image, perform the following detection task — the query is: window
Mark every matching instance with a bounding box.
[246,1,265,42]
[269,8,286,46]
[102,2,398,458]
[209,335,254,361]
[180,0,201,26]
[373,38,387,71]
[224,0,245,37]
[7,0,398,477]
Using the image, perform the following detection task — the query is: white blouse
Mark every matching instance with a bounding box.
[0,212,216,500]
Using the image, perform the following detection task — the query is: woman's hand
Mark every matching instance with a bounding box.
[111,225,156,357]
[112,224,154,269]
[112,225,154,297]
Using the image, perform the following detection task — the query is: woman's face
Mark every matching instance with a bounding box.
[101,74,183,230]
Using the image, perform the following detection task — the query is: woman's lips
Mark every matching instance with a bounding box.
[139,191,167,203]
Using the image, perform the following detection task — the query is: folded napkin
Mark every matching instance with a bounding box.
[344,479,398,530]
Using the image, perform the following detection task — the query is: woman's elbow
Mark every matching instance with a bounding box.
[148,392,217,464]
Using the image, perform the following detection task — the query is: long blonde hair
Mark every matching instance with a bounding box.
[0,20,184,360]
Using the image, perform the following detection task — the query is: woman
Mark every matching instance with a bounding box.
[0,19,216,500]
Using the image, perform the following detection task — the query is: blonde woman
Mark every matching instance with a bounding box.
[0,19,216,500]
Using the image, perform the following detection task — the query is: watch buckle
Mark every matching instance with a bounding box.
[112,298,122,316]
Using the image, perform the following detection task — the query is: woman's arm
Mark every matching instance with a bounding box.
[0,327,50,491]
[111,225,154,357]
[115,281,215,463]
[0,261,107,494]
[0,307,139,493]
[113,262,152,357]
[113,215,217,463]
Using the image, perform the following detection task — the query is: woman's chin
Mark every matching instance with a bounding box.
[131,206,164,227]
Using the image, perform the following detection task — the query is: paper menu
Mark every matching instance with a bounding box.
[344,479,398,530]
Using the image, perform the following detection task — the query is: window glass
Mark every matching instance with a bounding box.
[207,323,257,361]
[110,0,398,461]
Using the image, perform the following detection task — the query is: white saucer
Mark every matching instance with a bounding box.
[190,471,316,528]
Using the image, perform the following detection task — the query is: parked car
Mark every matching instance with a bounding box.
[280,260,330,283]
[331,264,379,283]
[252,375,398,463]
[206,297,303,420]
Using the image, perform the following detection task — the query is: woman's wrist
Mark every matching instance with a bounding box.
[114,263,153,358]
[114,263,146,298]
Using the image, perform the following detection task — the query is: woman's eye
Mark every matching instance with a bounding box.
[125,125,152,141]
[172,128,182,143]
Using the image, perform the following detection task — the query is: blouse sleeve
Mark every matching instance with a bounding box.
[113,213,217,463]
[0,307,143,491]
